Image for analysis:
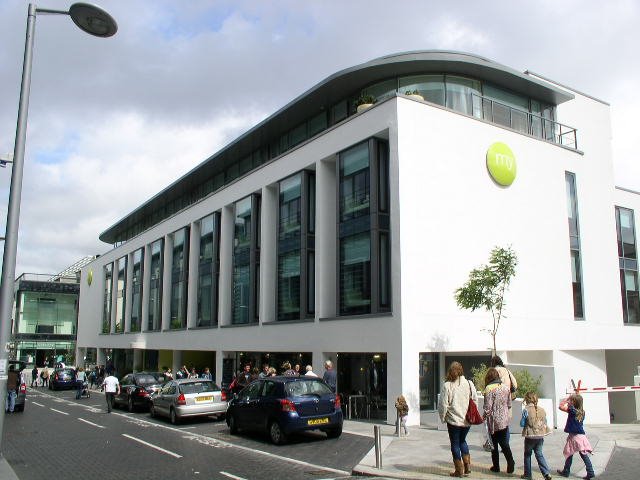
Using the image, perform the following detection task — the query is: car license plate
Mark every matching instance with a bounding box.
[196,396,213,402]
[307,417,329,425]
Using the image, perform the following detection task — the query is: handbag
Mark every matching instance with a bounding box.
[464,380,483,425]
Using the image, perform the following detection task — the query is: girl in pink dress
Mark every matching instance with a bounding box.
[557,394,595,479]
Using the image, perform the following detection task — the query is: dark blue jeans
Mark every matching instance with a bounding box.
[562,452,594,478]
[446,423,470,460]
[523,438,550,477]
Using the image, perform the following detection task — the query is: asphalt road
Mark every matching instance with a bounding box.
[2,386,374,480]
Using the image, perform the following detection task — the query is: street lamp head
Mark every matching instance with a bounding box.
[68,3,117,37]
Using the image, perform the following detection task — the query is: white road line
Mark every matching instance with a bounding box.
[78,418,105,429]
[122,434,182,458]
[50,408,69,415]
[31,402,44,407]
[220,472,247,480]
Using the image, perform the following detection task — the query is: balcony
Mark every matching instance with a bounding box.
[471,94,577,150]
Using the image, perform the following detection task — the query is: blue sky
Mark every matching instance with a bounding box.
[0,0,638,275]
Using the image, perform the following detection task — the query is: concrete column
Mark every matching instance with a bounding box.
[260,185,278,323]
[316,157,337,319]
[141,243,151,331]
[124,252,134,332]
[76,347,87,368]
[97,348,106,367]
[172,350,183,378]
[133,349,143,372]
[216,349,224,386]
[219,205,234,326]
[161,233,174,331]
[634,367,640,421]
[187,220,200,328]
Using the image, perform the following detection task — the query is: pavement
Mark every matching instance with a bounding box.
[349,420,640,479]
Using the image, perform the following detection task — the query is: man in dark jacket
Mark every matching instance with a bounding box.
[322,360,337,393]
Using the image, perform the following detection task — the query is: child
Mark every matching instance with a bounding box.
[520,392,552,480]
[557,394,595,479]
[394,395,409,436]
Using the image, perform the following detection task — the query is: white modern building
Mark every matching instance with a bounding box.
[77,51,640,426]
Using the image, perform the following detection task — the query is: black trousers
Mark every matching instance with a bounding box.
[105,392,115,412]
[491,427,514,469]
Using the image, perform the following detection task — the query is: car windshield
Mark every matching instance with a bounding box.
[285,380,332,397]
[179,381,218,394]
[136,374,158,385]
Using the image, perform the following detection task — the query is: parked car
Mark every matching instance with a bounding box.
[150,378,227,424]
[113,372,165,412]
[9,360,26,412]
[49,368,77,391]
[226,376,343,445]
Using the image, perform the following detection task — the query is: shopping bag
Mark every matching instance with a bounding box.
[482,421,494,452]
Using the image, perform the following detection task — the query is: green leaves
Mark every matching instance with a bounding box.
[454,246,518,353]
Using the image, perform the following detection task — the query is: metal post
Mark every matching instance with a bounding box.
[374,424,382,468]
[0,3,37,454]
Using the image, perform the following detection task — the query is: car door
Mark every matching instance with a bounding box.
[256,380,279,431]
[116,374,131,406]
[157,382,176,416]
[234,381,262,429]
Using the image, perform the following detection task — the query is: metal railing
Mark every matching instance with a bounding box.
[471,93,577,150]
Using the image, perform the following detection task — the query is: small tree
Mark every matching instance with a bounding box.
[454,246,518,355]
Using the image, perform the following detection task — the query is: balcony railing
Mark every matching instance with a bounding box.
[471,94,578,150]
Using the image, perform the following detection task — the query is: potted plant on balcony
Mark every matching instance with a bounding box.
[355,93,376,113]
[404,89,424,101]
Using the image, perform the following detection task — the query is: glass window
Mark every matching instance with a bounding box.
[399,75,445,105]
[340,232,371,315]
[102,264,113,333]
[621,270,640,324]
[566,172,584,319]
[289,123,307,147]
[148,238,164,331]
[233,265,250,324]
[234,197,252,251]
[616,207,636,259]
[307,251,315,315]
[233,196,254,324]
[331,101,347,124]
[170,228,189,329]
[308,111,327,137]
[197,213,220,327]
[278,251,301,321]
[445,76,481,116]
[279,174,302,241]
[340,142,370,222]
[114,256,126,333]
[130,249,143,333]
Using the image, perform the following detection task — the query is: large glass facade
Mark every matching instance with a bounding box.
[130,248,143,332]
[148,238,164,331]
[18,291,78,335]
[170,228,190,329]
[233,195,260,324]
[616,206,639,324]
[115,256,126,333]
[197,212,221,327]
[565,172,584,319]
[277,172,315,321]
[338,139,391,316]
[102,263,113,333]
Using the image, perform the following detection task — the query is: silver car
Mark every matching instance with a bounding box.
[149,378,227,424]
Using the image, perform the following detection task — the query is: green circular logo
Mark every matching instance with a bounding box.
[486,142,517,186]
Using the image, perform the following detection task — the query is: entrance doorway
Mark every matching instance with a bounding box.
[419,352,440,411]
[337,353,387,420]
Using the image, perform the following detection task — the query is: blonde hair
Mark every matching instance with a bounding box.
[569,394,585,422]
[446,362,464,382]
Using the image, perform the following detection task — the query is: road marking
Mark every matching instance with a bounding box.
[220,472,246,480]
[50,408,69,415]
[31,402,44,407]
[78,418,105,429]
[122,433,182,458]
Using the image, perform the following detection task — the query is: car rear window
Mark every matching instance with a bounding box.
[58,370,74,379]
[285,380,332,397]
[136,374,158,385]
[179,381,219,394]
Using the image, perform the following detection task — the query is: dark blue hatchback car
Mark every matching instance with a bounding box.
[226,376,343,444]
[49,368,77,391]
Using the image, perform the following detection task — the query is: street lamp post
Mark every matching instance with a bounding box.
[0,3,116,455]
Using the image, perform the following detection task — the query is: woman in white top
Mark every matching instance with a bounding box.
[438,361,478,477]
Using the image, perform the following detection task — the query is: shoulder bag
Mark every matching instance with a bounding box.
[465,380,483,425]
[508,370,517,400]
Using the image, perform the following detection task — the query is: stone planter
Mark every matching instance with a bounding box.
[407,93,424,101]
[356,103,374,113]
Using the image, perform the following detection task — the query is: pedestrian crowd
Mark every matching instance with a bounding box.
[436,355,595,479]
[229,360,329,394]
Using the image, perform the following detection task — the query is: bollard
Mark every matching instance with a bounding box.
[374,424,383,468]
[396,410,402,437]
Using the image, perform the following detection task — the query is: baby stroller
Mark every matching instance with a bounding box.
[78,381,90,399]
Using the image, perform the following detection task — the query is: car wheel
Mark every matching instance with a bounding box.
[228,414,238,434]
[128,397,135,413]
[170,408,180,425]
[149,404,156,418]
[326,425,342,439]
[269,421,287,445]
[14,405,24,413]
